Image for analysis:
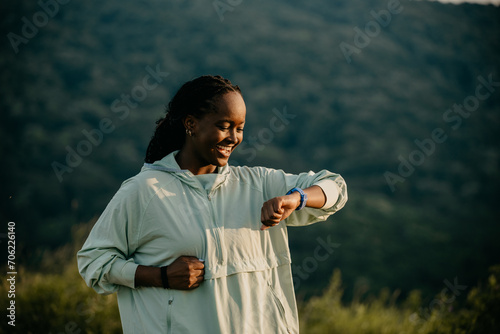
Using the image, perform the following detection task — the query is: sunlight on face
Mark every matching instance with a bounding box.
[188,92,246,172]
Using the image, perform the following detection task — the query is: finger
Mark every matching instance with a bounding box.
[187,258,205,269]
[268,200,283,216]
[273,199,284,214]
[270,206,284,221]
[269,210,282,219]
[261,203,274,222]
[193,262,205,270]
[186,255,204,262]
[190,276,204,289]
[262,206,282,222]
[261,220,279,228]
[260,202,283,221]
[263,213,281,223]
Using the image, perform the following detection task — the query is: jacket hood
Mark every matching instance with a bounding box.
[141,150,231,190]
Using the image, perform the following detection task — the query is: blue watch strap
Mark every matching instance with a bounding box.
[286,187,308,210]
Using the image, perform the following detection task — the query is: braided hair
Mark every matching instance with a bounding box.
[144,75,241,163]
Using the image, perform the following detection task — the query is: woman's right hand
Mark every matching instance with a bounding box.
[167,256,205,290]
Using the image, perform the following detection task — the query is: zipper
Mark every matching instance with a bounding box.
[206,181,227,266]
[190,176,227,267]
[206,191,225,265]
[167,296,174,332]
[268,282,291,333]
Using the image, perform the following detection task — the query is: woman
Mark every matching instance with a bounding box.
[77,75,347,333]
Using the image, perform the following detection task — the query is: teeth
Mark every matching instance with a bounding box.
[216,145,232,156]
[216,145,231,152]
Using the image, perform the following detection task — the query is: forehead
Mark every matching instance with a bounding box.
[205,92,246,123]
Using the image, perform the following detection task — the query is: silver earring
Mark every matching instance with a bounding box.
[186,129,192,136]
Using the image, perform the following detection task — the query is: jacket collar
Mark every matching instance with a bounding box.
[142,151,231,190]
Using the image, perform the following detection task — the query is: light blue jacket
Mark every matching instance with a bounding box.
[77,151,347,333]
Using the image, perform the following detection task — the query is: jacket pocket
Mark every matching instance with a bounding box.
[268,282,292,334]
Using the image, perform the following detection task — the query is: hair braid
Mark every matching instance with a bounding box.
[144,75,241,163]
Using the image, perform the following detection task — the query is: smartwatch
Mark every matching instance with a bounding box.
[286,187,308,210]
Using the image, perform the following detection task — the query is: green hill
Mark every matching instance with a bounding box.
[1,0,499,302]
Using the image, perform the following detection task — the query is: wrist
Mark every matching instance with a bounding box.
[286,187,308,210]
[161,265,170,289]
[287,191,301,209]
[135,265,163,288]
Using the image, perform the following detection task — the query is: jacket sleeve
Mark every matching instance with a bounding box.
[261,168,348,227]
[77,179,141,295]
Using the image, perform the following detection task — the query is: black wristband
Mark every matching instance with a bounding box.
[161,266,170,289]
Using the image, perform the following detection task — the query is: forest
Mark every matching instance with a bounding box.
[1,0,499,332]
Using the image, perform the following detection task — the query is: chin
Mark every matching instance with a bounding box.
[216,158,229,167]
[212,151,232,167]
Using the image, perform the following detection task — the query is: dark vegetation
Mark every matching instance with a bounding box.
[1,0,499,331]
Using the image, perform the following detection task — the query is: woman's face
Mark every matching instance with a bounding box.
[187,91,246,169]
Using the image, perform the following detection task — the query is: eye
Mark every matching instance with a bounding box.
[218,126,229,131]
[237,128,244,133]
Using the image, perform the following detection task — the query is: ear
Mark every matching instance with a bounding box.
[183,115,197,134]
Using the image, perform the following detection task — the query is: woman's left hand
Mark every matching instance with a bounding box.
[260,193,301,230]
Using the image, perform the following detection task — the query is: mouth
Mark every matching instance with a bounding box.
[216,144,233,158]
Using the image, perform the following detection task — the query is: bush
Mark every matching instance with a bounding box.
[0,223,122,334]
[0,265,121,334]
[299,266,500,334]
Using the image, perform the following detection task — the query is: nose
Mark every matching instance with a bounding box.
[228,128,238,143]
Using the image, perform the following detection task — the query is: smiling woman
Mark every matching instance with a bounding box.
[176,90,246,174]
[144,75,243,166]
[77,75,348,333]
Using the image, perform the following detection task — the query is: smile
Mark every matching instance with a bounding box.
[216,145,233,158]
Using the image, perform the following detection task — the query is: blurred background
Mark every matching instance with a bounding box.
[1,0,499,332]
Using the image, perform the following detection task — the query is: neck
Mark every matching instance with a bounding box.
[175,149,217,175]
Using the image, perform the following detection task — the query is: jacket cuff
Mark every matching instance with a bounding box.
[314,179,340,209]
[109,259,139,289]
